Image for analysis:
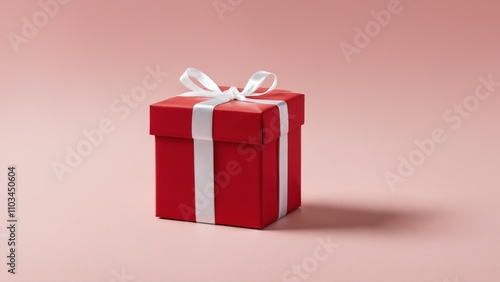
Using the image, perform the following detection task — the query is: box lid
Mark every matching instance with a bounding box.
[150,88,304,145]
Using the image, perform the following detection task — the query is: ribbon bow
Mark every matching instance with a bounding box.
[178,68,278,100]
[177,68,289,224]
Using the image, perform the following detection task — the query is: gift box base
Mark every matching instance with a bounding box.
[155,128,302,229]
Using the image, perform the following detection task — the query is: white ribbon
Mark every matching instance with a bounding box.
[178,68,289,224]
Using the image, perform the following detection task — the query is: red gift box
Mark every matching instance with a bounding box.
[150,69,305,229]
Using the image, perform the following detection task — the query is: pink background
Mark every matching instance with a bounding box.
[1,0,500,281]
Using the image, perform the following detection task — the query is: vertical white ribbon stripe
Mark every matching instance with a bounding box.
[192,98,230,224]
[193,139,215,224]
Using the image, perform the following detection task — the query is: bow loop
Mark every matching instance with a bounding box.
[241,71,278,96]
[180,68,222,93]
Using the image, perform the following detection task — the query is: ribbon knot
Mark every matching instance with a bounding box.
[222,87,245,101]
